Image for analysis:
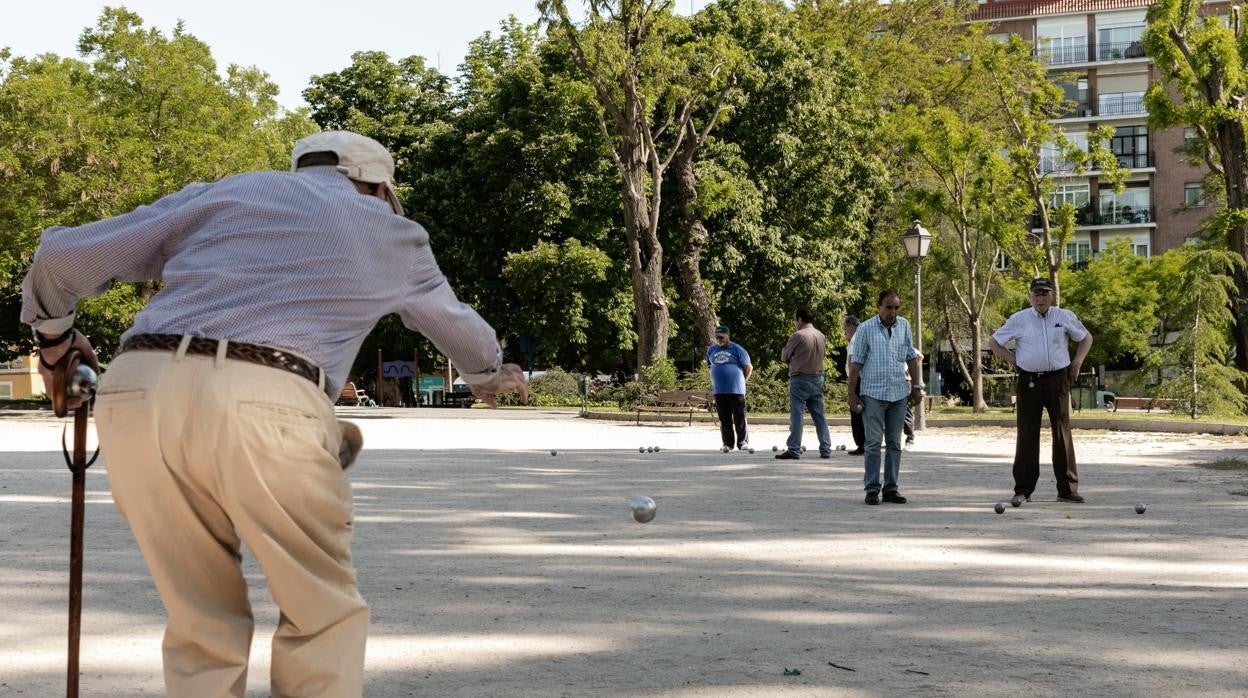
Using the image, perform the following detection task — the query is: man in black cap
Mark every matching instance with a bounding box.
[990,278,1093,503]
[707,324,753,450]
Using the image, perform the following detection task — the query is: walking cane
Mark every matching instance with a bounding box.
[52,349,99,698]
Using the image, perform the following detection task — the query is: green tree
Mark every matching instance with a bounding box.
[0,9,313,360]
[1144,0,1248,379]
[1139,247,1247,416]
[502,238,629,369]
[900,100,1028,410]
[1061,238,1159,368]
[542,0,737,368]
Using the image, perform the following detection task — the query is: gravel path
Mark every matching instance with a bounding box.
[2,410,1246,696]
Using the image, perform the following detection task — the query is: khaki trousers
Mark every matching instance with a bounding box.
[96,348,368,697]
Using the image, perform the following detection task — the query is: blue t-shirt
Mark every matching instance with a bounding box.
[707,342,751,395]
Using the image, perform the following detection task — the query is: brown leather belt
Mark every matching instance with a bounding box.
[1018,368,1066,379]
[119,333,323,389]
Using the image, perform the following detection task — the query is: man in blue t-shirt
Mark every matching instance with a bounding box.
[707,324,753,450]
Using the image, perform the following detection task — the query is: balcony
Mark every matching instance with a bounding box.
[1098,92,1146,116]
[1115,150,1153,169]
[1030,204,1155,228]
[1034,40,1088,66]
[1096,40,1147,61]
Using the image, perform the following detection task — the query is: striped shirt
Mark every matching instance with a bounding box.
[992,306,1088,373]
[850,315,918,403]
[21,167,502,396]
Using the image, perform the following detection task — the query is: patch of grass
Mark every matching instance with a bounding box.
[1198,457,1248,471]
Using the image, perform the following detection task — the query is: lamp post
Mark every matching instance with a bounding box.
[901,220,931,431]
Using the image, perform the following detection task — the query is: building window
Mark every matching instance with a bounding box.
[1100,185,1151,224]
[1110,125,1149,168]
[995,250,1010,271]
[1097,25,1146,60]
[0,382,13,399]
[1065,240,1092,267]
[1051,183,1091,209]
[1132,242,1151,258]
[1183,127,1198,148]
[1184,182,1206,207]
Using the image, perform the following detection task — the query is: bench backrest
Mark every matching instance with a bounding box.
[341,382,360,400]
[655,390,711,405]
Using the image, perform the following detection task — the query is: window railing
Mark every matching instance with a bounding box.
[1095,39,1146,60]
[1034,39,1088,65]
[1060,100,1093,118]
[1098,91,1146,116]
[1094,204,1155,225]
[1031,204,1156,227]
[1114,150,1153,168]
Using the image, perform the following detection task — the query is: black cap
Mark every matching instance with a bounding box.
[1030,277,1054,292]
[715,325,730,335]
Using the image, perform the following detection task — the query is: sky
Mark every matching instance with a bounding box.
[3,1,711,110]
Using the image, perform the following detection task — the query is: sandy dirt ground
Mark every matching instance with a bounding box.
[1,408,1247,697]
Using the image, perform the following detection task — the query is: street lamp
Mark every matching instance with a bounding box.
[901,219,931,431]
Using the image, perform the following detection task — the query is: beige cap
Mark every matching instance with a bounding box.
[291,130,403,215]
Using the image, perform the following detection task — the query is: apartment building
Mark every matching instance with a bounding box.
[971,0,1220,265]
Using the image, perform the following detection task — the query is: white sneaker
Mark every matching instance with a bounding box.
[738,441,750,451]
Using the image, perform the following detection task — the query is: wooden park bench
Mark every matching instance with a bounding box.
[338,381,374,407]
[1110,396,1183,413]
[635,390,713,425]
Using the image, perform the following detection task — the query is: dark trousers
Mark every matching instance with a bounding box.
[850,409,865,448]
[903,406,915,440]
[1014,370,1079,497]
[715,393,748,447]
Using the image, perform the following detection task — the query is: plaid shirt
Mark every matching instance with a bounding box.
[850,315,918,402]
[21,168,501,396]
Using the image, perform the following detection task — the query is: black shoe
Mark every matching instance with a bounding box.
[820,451,831,459]
[865,491,880,505]
[846,448,864,456]
[1057,492,1085,503]
[883,491,908,504]
[775,451,800,460]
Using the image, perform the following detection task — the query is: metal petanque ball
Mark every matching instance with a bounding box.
[639,446,646,453]
[748,448,755,454]
[994,501,1006,514]
[772,445,778,452]
[800,445,806,453]
[631,496,657,523]
[68,364,98,398]
[1010,495,1023,508]
[551,449,558,456]
[1135,502,1147,514]
[721,445,730,453]
[654,446,660,453]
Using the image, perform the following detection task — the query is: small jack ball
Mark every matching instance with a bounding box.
[1135,502,1147,514]
[994,502,1006,514]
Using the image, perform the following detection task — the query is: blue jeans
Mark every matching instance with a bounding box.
[786,375,831,456]
[863,395,907,493]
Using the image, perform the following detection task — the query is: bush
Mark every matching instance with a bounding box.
[528,368,580,399]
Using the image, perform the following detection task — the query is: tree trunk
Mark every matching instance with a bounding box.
[970,319,986,412]
[1215,120,1248,376]
[619,169,669,370]
[674,130,716,352]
